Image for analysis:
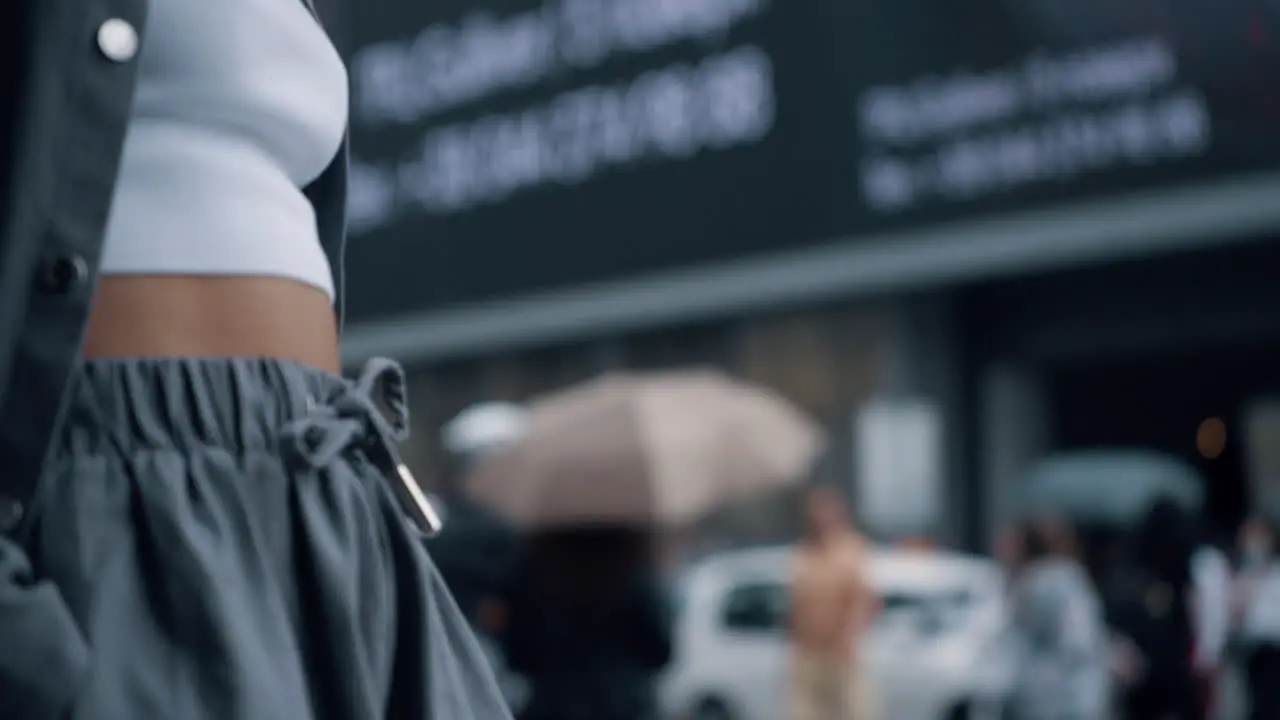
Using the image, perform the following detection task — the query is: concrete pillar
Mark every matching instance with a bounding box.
[978,363,1049,550]
[861,295,968,546]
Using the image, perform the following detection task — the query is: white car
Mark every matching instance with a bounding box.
[660,545,1014,720]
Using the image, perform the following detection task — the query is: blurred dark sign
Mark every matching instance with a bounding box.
[342,0,1280,320]
[837,0,1280,227]
[343,0,844,320]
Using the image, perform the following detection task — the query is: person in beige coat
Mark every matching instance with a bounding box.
[788,487,880,720]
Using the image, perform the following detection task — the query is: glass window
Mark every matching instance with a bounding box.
[720,581,789,632]
[880,589,971,613]
[875,588,975,636]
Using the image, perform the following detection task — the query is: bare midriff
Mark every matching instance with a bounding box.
[83,275,341,374]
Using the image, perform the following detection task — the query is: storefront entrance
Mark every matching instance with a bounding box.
[967,238,1280,543]
[1047,346,1280,540]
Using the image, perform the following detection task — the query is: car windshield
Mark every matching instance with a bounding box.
[873,587,976,634]
[881,588,971,611]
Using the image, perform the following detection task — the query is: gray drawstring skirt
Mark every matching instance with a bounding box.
[0,357,511,720]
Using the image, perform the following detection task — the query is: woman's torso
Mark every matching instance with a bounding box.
[88,0,347,369]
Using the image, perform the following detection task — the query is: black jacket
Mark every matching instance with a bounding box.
[504,569,673,720]
[426,498,519,624]
[0,1,348,716]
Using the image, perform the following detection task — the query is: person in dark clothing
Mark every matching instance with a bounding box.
[1115,497,1204,720]
[429,403,527,631]
[1244,645,1280,720]
[428,498,520,628]
[503,527,673,720]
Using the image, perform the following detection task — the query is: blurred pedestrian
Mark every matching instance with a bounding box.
[1115,497,1203,719]
[1190,532,1232,717]
[503,527,673,720]
[1232,516,1280,720]
[1005,516,1111,720]
[431,403,527,633]
[788,487,879,720]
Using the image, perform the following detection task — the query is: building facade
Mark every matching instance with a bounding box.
[336,0,1280,549]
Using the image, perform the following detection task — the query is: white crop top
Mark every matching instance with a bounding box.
[101,0,349,300]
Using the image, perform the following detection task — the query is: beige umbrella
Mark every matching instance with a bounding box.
[464,370,824,528]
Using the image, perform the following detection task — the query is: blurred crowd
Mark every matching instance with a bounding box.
[997,502,1280,720]
[415,373,1280,720]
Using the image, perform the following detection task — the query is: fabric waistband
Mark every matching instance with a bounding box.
[60,357,346,456]
[57,356,441,535]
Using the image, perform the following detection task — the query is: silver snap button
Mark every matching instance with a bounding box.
[97,18,139,63]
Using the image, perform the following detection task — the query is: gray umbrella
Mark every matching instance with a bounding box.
[1023,449,1204,526]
